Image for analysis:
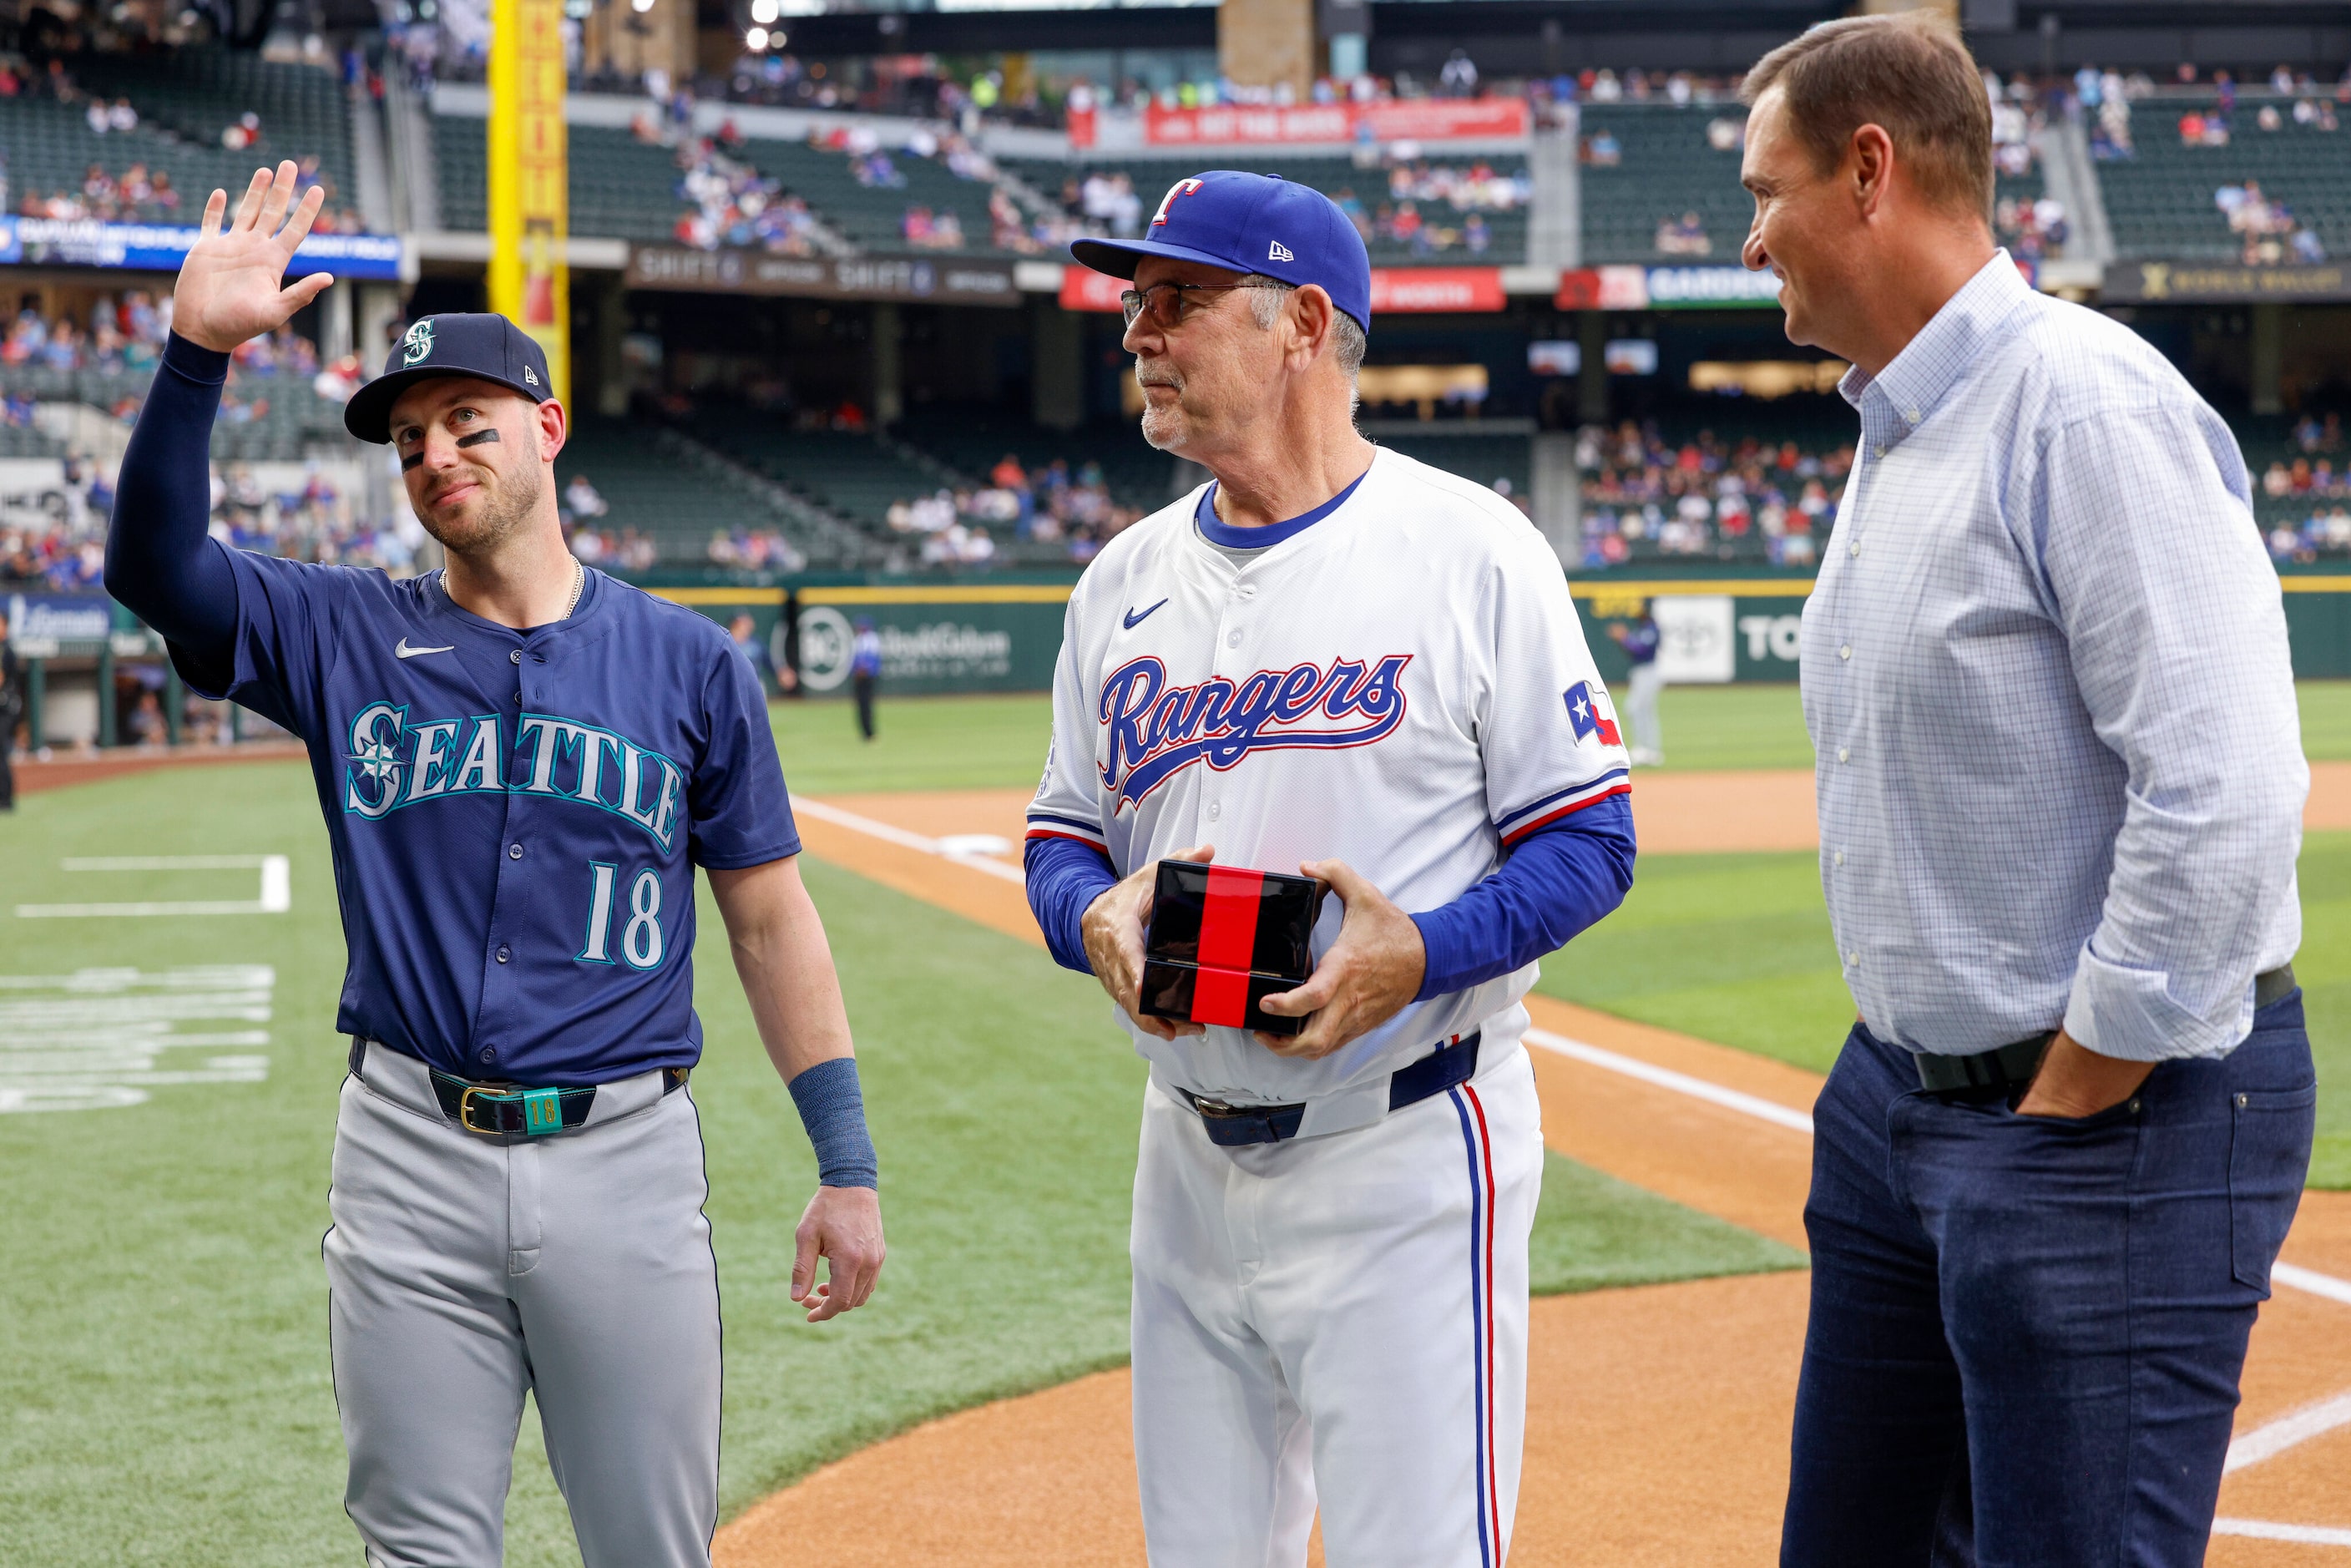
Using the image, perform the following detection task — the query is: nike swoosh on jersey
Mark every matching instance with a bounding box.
[394,638,456,659]
[1123,599,1170,630]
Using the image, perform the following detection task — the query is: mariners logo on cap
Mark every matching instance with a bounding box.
[400,319,434,367]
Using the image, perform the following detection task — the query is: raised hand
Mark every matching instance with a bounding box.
[173,162,333,354]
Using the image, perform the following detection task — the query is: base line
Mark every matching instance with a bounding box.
[1522,1027,1817,1135]
[2227,1391,2351,1473]
[795,798,1028,885]
[2213,1518,2351,1547]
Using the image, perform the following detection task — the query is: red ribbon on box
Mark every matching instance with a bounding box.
[1189,865,1266,1027]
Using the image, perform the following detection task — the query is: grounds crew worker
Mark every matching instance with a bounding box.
[1738,19,2311,1564]
[104,163,885,1567]
[1025,170,1637,1566]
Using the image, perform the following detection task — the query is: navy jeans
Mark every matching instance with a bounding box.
[1781,993,2315,1568]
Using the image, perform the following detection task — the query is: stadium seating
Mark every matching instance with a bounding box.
[1577,104,1751,266]
[2098,97,2351,260]
[1001,154,1531,266]
[65,48,356,203]
[738,137,1006,255]
[434,118,710,242]
[555,412,867,567]
[7,362,344,463]
[893,407,1179,515]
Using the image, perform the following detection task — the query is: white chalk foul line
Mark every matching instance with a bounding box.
[2213,1518,2351,1547]
[1523,1026,1818,1135]
[2227,1391,2351,1474]
[1520,1028,2351,1327]
[794,798,1027,886]
[18,855,291,918]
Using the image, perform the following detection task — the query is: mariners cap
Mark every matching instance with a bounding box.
[343,312,553,445]
[1070,170,1373,334]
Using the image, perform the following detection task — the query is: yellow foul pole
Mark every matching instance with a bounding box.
[487,0,569,403]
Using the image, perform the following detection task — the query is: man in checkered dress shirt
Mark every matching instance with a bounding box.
[1742,17,2312,1565]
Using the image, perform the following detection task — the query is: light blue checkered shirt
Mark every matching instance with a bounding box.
[1804,252,2306,1062]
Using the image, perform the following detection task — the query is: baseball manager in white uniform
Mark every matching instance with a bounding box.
[1024,171,1638,1567]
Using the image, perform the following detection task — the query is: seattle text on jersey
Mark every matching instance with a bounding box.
[344,701,685,852]
[1098,653,1413,811]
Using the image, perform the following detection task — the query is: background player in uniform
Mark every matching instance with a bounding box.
[1608,604,1664,766]
[101,163,886,1568]
[1024,171,1638,1567]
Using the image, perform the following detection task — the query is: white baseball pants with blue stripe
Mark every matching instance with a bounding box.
[1130,1038,1542,1567]
[323,1043,722,1567]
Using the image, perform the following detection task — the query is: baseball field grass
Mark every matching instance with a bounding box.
[0,761,1793,1566]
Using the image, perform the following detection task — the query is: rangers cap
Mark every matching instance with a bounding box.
[344,312,554,445]
[1070,170,1373,333]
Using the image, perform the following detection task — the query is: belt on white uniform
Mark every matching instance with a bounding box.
[1175,1031,1481,1147]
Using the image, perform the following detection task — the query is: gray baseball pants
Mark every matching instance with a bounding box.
[325,1041,722,1567]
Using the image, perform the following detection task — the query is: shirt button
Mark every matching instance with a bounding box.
[1904,407,1921,423]
[1847,950,1860,967]
[1833,850,1845,867]
[1226,630,1242,649]
[478,1046,497,1065]
[1873,445,1886,459]
[1839,645,1852,660]
[508,842,523,860]
[495,944,512,964]
[1207,801,1222,820]
[510,649,522,665]
[1837,746,1850,763]
[1849,542,1861,558]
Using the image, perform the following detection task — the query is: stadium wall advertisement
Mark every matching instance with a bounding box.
[1132,99,1530,149]
[628,247,1022,306]
[635,577,2351,695]
[1058,263,1506,314]
[2102,260,2351,304]
[0,219,401,278]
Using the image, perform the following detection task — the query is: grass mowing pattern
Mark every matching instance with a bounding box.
[0,762,1795,1566]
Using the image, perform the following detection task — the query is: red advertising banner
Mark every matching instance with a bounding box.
[1368,267,1506,313]
[1143,98,1530,148]
[1059,266,1133,313]
[1059,264,1505,314]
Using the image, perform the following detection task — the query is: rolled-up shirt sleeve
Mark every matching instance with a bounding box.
[2036,405,2306,1062]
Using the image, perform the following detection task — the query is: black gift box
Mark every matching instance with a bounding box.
[1138,862,1325,1036]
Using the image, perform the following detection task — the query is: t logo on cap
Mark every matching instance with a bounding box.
[1152,178,1206,228]
[401,320,434,367]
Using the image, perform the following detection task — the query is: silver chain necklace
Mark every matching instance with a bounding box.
[561,558,584,620]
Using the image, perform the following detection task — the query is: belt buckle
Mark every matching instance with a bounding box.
[1191,1095,1236,1117]
[458,1085,511,1136]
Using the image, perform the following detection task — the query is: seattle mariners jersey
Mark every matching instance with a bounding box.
[187,554,798,1085]
[1029,447,1628,1106]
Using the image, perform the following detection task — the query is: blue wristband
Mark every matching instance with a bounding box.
[786,1056,879,1190]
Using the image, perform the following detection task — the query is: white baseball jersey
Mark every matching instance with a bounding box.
[1029,446,1629,1116]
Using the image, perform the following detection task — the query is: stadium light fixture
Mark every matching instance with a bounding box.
[746,25,767,47]
[749,0,779,23]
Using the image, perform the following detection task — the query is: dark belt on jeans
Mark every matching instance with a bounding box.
[348,1037,685,1137]
[1176,1031,1482,1147]
[1912,963,2296,1095]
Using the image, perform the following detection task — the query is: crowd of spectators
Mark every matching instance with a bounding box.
[884,451,1142,567]
[2217,181,2328,266]
[3,296,361,416]
[2263,412,2351,560]
[1574,421,1851,569]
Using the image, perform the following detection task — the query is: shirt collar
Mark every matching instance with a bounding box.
[1838,250,2032,456]
[1195,458,1373,550]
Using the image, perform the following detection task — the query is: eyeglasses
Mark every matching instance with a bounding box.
[1120,279,1291,330]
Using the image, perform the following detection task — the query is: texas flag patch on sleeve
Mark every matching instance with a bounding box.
[1564,680,1621,746]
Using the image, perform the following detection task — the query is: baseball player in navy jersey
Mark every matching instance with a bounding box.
[102,164,885,1567]
[1024,170,1638,1566]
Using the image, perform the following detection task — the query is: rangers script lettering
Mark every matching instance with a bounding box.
[1100,653,1412,810]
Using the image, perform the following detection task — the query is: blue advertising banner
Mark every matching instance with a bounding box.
[0,219,402,279]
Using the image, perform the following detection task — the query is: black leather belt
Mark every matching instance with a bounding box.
[348,1038,685,1137]
[1178,1031,1482,1147]
[1913,964,2296,1095]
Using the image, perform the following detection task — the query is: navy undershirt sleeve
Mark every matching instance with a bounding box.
[1411,792,1636,1000]
[103,333,240,685]
[1024,833,1120,974]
